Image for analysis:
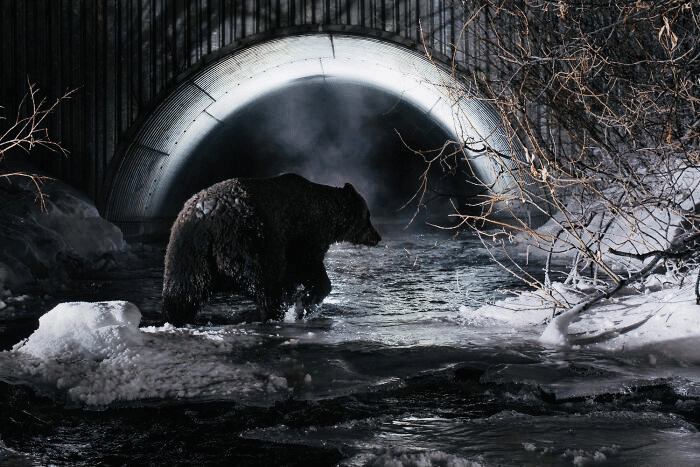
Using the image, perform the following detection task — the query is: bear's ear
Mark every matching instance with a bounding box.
[343,183,358,194]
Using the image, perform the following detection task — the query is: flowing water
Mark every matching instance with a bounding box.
[2,228,700,466]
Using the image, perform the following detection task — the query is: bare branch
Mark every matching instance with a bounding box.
[1,80,77,210]
[0,79,76,161]
[418,0,700,315]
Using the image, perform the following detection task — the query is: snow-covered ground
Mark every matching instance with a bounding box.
[464,271,700,356]
[9,301,292,406]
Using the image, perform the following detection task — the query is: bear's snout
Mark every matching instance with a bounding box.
[361,226,381,246]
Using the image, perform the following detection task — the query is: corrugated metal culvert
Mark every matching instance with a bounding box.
[105,34,531,238]
[0,2,540,240]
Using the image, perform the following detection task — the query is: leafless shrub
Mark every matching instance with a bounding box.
[0,80,76,206]
[423,1,700,312]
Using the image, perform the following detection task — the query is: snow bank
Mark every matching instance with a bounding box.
[11,301,289,406]
[510,166,700,270]
[0,170,126,291]
[466,272,700,356]
[481,165,700,351]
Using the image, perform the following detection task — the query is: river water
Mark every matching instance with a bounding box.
[1,228,700,466]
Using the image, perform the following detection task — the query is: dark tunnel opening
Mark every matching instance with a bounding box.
[160,79,481,231]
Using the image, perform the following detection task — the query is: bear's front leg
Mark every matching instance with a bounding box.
[254,292,285,322]
[302,261,332,308]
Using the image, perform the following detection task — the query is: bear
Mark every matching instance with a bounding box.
[162,173,381,325]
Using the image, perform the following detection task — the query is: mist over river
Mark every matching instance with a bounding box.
[2,229,700,466]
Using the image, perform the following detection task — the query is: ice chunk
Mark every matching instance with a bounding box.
[10,301,290,406]
[13,301,143,361]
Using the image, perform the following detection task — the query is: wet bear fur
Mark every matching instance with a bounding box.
[162,173,381,325]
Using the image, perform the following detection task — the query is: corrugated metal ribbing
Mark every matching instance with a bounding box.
[136,84,215,154]
[0,0,467,204]
[109,145,167,220]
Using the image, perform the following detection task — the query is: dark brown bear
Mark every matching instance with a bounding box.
[162,173,381,325]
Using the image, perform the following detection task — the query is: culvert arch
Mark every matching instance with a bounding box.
[104,33,529,240]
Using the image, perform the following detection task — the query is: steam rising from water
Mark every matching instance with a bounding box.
[165,79,470,227]
[253,80,396,209]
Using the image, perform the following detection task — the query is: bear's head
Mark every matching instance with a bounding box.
[341,183,381,246]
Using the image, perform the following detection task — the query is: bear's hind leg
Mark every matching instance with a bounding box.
[163,245,214,325]
[163,295,201,326]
